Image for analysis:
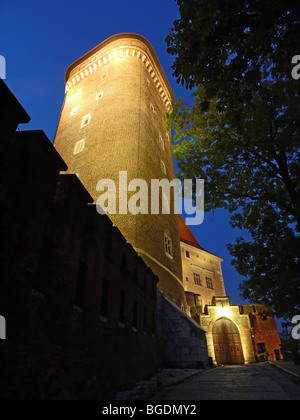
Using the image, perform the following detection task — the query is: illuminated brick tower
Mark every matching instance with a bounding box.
[54,33,187,310]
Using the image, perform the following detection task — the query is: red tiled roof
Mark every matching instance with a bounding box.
[178,215,222,259]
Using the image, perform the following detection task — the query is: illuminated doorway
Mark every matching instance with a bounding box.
[213,318,245,365]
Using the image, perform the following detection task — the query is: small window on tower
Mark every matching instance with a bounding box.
[257,343,266,354]
[159,134,165,150]
[164,234,173,259]
[185,250,191,259]
[150,103,155,113]
[96,91,104,101]
[74,139,85,155]
[81,114,91,128]
[71,106,78,116]
[160,160,166,175]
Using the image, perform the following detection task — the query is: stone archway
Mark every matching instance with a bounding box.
[212,318,245,365]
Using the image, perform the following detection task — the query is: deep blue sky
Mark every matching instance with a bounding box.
[1,0,252,307]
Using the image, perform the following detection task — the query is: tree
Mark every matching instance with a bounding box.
[166,0,300,320]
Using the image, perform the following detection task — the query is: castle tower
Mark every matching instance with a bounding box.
[54,33,187,310]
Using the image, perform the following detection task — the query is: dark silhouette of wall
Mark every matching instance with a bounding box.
[0,80,158,399]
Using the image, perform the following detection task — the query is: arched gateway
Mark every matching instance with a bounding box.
[212,318,245,365]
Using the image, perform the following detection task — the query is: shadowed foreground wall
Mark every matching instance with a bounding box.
[0,80,158,399]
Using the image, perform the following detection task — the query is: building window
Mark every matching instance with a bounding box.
[185,276,189,282]
[100,279,109,318]
[152,312,156,335]
[143,307,148,333]
[71,106,78,116]
[119,290,126,325]
[81,113,91,128]
[193,272,202,286]
[160,160,166,175]
[150,103,155,113]
[33,236,55,293]
[132,301,138,330]
[74,139,85,155]
[206,276,214,290]
[74,261,88,310]
[185,250,191,259]
[159,134,165,150]
[164,234,173,258]
[96,91,104,101]
[257,343,266,354]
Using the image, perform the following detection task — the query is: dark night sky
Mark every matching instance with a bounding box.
[1,0,257,309]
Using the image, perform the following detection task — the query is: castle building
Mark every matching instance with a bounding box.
[179,215,226,310]
[178,217,282,365]
[53,33,187,311]
[53,32,283,367]
[0,33,284,400]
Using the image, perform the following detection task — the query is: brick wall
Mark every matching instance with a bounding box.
[53,34,187,311]
[241,305,283,362]
[0,81,158,399]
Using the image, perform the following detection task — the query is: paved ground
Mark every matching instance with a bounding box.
[152,364,300,400]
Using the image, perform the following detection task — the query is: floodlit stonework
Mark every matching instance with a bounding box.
[54,33,187,311]
[0,33,284,400]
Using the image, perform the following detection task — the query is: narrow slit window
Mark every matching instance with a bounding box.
[100,279,109,318]
[143,307,148,333]
[164,234,173,258]
[132,301,138,329]
[74,261,88,310]
[96,91,104,101]
[119,290,126,324]
[160,160,166,175]
[71,106,78,116]
[159,134,165,150]
[81,113,91,128]
[74,139,85,155]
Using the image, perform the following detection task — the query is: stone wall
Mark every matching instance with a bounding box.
[157,292,208,368]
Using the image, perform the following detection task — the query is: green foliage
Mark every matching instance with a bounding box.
[166,0,300,320]
[167,0,300,100]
